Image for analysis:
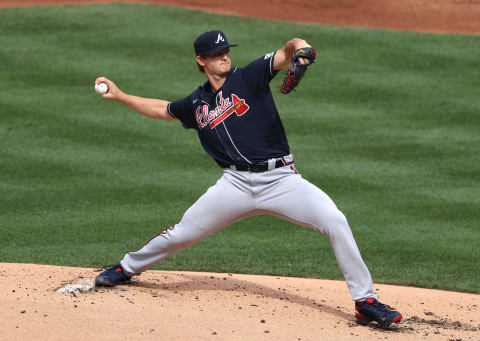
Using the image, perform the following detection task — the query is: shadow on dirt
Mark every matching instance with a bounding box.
[126,273,479,336]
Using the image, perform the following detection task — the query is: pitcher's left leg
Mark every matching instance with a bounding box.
[255,170,377,301]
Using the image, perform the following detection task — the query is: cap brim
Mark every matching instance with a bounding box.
[200,44,238,56]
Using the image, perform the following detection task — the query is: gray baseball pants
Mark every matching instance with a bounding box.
[120,160,378,301]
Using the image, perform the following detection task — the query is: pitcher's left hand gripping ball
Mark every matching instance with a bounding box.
[279,47,316,94]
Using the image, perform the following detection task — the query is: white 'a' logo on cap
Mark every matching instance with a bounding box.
[215,33,225,44]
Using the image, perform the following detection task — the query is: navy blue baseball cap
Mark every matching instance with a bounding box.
[194,30,238,56]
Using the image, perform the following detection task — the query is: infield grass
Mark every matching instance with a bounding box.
[0,4,479,293]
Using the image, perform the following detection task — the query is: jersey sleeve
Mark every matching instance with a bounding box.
[240,51,279,96]
[167,95,196,129]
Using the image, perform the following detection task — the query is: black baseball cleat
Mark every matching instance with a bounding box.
[95,263,132,287]
[355,298,403,326]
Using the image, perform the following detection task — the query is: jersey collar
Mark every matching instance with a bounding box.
[201,69,234,100]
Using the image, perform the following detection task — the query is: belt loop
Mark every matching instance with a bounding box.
[281,154,294,166]
[267,158,276,171]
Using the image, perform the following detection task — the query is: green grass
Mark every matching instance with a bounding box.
[0,4,479,293]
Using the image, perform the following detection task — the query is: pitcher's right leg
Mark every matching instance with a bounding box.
[254,168,377,301]
[120,174,256,275]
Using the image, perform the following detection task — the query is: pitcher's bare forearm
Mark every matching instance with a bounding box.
[273,38,311,71]
[94,76,176,121]
[116,93,174,121]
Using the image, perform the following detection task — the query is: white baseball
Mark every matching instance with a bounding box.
[97,82,108,95]
[94,83,100,94]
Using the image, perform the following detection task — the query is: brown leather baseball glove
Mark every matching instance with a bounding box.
[279,47,316,94]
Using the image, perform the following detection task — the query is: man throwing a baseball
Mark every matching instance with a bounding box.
[94,30,402,327]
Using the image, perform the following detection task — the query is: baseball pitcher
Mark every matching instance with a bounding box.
[94,30,402,327]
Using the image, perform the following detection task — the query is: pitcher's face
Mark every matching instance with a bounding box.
[200,48,231,76]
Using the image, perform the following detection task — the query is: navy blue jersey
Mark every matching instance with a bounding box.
[167,51,290,168]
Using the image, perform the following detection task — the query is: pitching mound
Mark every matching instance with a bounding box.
[1,263,478,340]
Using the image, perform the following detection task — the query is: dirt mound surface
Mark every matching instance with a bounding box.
[1,0,480,34]
[1,263,479,340]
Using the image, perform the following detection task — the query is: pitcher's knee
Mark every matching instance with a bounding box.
[157,223,203,248]
[334,210,349,227]
[328,210,352,236]
[312,208,350,237]
[141,221,195,250]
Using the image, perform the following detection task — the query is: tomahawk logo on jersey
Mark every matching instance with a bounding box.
[167,52,290,167]
[195,91,250,129]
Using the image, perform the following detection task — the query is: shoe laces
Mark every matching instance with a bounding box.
[370,299,393,311]
[358,299,393,311]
